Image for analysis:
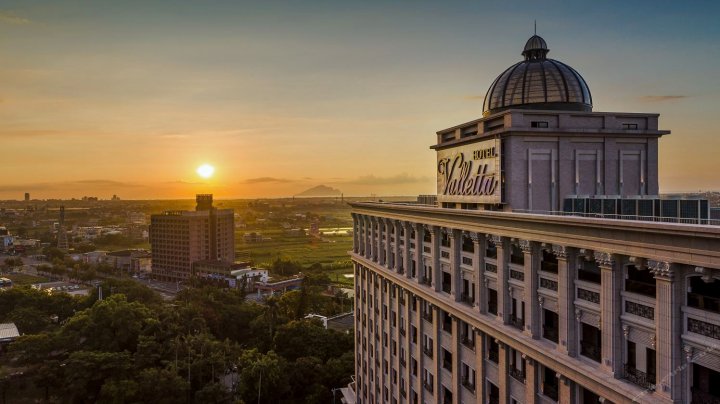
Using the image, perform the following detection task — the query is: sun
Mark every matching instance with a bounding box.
[196,164,215,179]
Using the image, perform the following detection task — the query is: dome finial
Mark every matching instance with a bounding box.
[534,20,536,35]
[522,33,548,60]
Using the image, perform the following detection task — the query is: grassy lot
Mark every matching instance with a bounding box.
[237,230,353,269]
[5,273,48,286]
[325,267,355,286]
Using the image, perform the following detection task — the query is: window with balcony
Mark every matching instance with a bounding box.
[510,298,524,330]
[488,288,498,315]
[423,334,433,358]
[411,325,417,344]
[423,369,434,393]
[442,348,452,371]
[442,271,452,294]
[508,347,526,382]
[692,363,720,403]
[488,382,500,404]
[541,250,558,273]
[442,387,452,404]
[461,279,474,305]
[578,258,601,284]
[541,366,559,401]
[510,244,525,265]
[442,311,452,334]
[624,341,656,390]
[542,309,559,343]
[625,264,656,297]
[462,236,474,253]
[486,243,498,259]
[688,276,720,313]
[581,323,602,362]
[461,362,476,391]
[488,338,499,363]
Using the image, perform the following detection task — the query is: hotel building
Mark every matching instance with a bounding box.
[348,35,720,404]
[150,194,234,281]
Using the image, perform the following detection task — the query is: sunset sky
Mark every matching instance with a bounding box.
[1,0,719,199]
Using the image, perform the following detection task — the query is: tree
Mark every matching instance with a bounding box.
[236,349,289,404]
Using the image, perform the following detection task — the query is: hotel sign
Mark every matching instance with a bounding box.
[436,138,501,204]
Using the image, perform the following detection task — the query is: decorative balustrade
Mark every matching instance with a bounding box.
[461,256,473,266]
[623,364,656,391]
[509,315,524,330]
[625,300,655,320]
[687,317,720,340]
[510,269,525,281]
[577,288,600,304]
[485,263,497,273]
[508,367,526,382]
[540,277,558,291]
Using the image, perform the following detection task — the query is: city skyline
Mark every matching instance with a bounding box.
[1,0,719,199]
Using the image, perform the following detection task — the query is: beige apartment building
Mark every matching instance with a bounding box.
[348,35,720,404]
[150,194,234,281]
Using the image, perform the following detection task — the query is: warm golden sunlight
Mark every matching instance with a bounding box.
[196,164,215,179]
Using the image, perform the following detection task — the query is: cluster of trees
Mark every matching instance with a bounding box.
[3,278,354,403]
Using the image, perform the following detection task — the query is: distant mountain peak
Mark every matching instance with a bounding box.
[295,185,342,197]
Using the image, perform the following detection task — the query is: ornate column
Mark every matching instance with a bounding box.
[597,251,623,377]
[393,221,401,273]
[370,217,377,261]
[493,235,510,324]
[414,294,424,403]
[384,220,392,268]
[471,233,486,313]
[497,339,509,404]
[377,218,390,265]
[651,260,682,402]
[451,315,460,404]
[432,304,441,401]
[414,223,424,284]
[555,245,578,356]
[524,355,538,404]
[430,226,441,293]
[403,222,413,279]
[521,239,540,338]
[450,229,462,302]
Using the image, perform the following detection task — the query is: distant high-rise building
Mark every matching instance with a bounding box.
[24,193,29,203]
[57,206,69,251]
[150,194,235,281]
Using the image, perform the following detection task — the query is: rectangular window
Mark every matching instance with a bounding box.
[622,123,638,129]
[531,121,549,128]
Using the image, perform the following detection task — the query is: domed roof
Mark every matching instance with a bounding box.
[483,35,592,116]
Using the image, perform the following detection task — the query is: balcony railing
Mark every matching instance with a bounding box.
[461,378,475,392]
[421,277,432,286]
[423,347,433,358]
[508,367,525,383]
[488,348,499,363]
[461,335,475,349]
[692,388,720,404]
[542,383,559,401]
[510,254,525,266]
[423,381,434,393]
[623,364,656,391]
[509,315,524,330]
[461,293,474,306]
[581,340,601,362]
[399,328,406,337]
[422,312,433,322]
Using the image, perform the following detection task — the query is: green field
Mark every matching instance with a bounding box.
[237,229,353,269]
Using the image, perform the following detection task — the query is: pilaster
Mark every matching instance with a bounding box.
[522,239,540,338]
[524,355,538,404]
[451,315,460,404]
[474,329,486,403]
[597,251,623,377]
[450,229,462,302]
[403,222,412,280]
[430,226,441,293]
[555,245,578,356]
[414,223,424,285]
[497,340,509,404]
[393,221,401,273]
[471,233,486,314]
[650,260,682,402]
[493,235,510,324]
[558,374,574,404]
